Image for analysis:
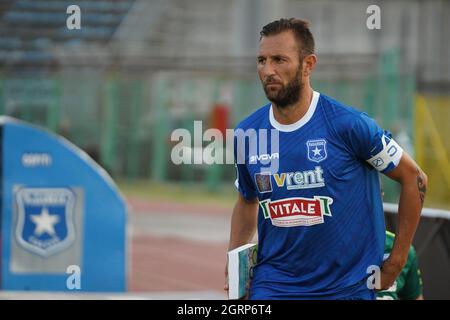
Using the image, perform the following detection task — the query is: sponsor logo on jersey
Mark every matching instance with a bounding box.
[259,196,333,227]
[255,173,272,193]
[306,139,327,163]
[273,166,325,190]
[249,152,279,164]
[15,188,76,257]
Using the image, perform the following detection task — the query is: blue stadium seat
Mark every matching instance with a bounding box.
[0,0,136,65]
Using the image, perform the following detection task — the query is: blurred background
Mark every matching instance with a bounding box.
[0,0,449,299]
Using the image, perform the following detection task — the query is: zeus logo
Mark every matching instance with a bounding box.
[249,153,279,164]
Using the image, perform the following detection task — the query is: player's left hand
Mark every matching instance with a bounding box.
[378,257,405,290]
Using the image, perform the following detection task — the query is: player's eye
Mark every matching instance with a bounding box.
[257,57,266,64]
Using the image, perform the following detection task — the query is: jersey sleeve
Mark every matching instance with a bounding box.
[345,113,403,174]
[398,246,423,300]
[233,131,258,200]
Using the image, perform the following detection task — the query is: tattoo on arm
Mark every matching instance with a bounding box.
[416,169,427,205]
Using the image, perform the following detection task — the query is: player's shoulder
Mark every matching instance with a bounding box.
[235,103,271,131]
[319,93,368,124]
[318,93,378,134]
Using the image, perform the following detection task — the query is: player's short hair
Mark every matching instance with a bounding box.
[260,18,315,58]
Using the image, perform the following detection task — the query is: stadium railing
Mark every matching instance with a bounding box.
[384,202,450,299]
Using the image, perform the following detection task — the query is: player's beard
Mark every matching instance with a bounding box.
[263,66,304,109]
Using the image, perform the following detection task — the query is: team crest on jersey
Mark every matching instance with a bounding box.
[306,139,327,163]
[259,196,333,227]
[15,188,76,257]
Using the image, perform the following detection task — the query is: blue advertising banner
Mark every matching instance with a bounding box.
[0,116,127,291]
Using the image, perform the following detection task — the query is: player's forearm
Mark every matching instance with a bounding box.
[228,197,258,251]
[390,168,427,266]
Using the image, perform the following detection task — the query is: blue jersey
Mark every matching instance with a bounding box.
[233,91,403,299]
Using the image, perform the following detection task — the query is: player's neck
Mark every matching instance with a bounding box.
[272,86,313,126]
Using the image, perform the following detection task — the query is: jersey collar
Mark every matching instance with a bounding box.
[269,90,320,132]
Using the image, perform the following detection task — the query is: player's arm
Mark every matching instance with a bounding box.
[224,193,258,293]
[229,146,259,250]
[228,193,259,251]
[226,132,259,294]
[381,152,428,290]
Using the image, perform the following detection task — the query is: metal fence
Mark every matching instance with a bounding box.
[384,203,450,299]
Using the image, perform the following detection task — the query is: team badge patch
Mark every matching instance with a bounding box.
[306,139,327,163]
[15,188,76,257]
[255,173,272,193]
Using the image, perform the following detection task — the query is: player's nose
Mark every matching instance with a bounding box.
[260,61,276,79]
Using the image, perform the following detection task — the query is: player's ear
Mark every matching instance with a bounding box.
[303,54,317,76]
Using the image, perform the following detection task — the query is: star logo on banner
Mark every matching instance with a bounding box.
[30,207,60,236]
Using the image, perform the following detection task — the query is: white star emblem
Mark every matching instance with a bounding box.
[30,207,60,236]
[312,146,322,156]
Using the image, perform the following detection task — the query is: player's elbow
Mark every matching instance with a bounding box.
[400,161,428,188]
[420,169,428,196]
[412,167,428,205]
[422,170,429,187]
[421,171,428,187]
[415,167,428,188]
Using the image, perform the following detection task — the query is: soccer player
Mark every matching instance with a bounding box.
[376,231,424,300]
[225,18,428,299]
